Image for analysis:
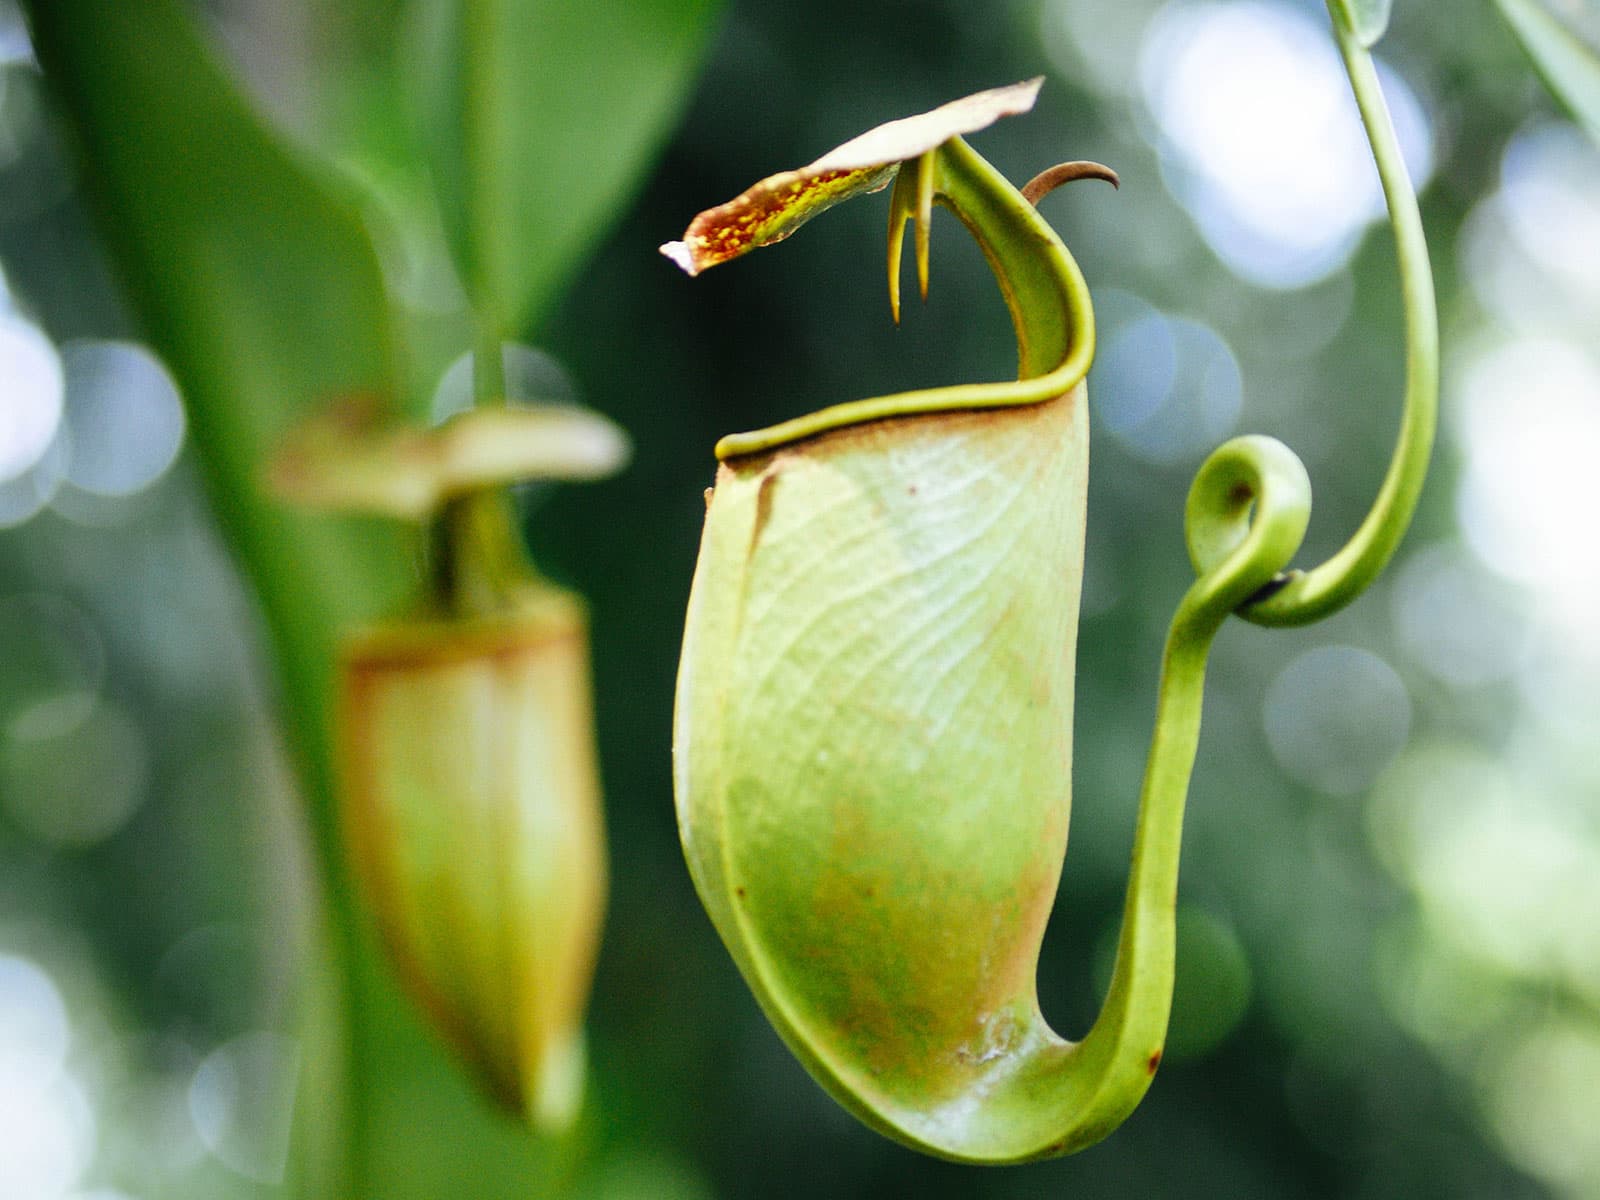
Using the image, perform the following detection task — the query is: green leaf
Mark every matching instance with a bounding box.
[1331,0,1394,46]
[19,0,417,746]
[1494,0,1600,145]
[419,0,724,332]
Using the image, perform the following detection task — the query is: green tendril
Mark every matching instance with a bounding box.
[1077,20,1430,937]
[1080,6,1438,1127]
[1218,10,1438,627]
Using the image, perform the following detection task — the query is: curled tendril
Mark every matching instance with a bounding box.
[1191,15,1437,630]
[1179,437,1312,639]
[1072,10,1435,1155]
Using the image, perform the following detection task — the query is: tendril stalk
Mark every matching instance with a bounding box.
[1196,7,1438,627]
[1070,3,1437,1131]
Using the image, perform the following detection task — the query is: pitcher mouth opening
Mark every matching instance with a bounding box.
[658,86,1112,464]
[710,137,1107,462]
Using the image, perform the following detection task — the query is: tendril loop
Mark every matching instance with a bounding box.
[1178,436,1312,640]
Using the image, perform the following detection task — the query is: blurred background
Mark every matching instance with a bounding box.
[2,0,1599,1196]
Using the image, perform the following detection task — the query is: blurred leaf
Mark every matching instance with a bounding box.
[18,1,536,1195]
[1494,0,1600,145]
[269,395,629,518]
[418,0,723,331]
[19,0,417,767]
[1331,0,1394,46]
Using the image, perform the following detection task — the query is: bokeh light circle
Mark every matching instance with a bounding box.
[188,1032,300,1184]
[0,314,64,483]
[0,698,150,848]
[431,342,580,423]
[0,954,71,1079]
[1093,302,1242,464]
[1263,644,1411,796]
[0,955,94,1200]
[59,340,186,497]
[1139,0,1432,288]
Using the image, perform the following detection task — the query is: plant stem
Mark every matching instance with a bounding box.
[430,323,534,616]
[474,323,509,408]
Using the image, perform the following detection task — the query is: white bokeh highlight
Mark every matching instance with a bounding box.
[431,342,580,423]
[1453,337,1600,654]
[58,341,186,498]
[0,955,96,1200]
[1139,0,1433,288]
[0,314,64,483]
[1461,122,1600,336]
[188,1032,300,1184]
[1389,543,1529,688]
[1498,123,1600,316]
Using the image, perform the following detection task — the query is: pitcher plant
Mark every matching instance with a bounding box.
[272,378,628,1133]
[664,0,1435,1164]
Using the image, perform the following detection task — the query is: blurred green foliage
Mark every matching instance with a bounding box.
[2,0,1599,1198]
[416,0,722,331]
[1493,0,1600,143]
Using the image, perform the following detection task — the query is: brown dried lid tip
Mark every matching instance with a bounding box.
[660,79,1045,277]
